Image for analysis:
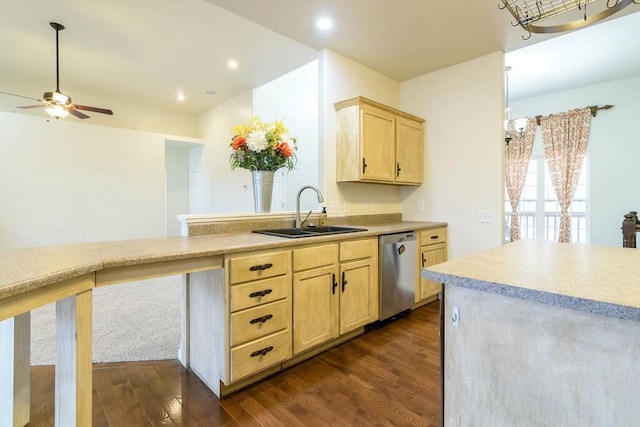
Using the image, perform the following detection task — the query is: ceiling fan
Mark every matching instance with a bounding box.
[0,22,113,120]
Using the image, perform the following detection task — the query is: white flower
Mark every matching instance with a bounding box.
[279,133,290,143]
[246,131,268,152]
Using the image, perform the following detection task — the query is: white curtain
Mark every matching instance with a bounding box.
[505,118,536,241]
[540,108,591,243]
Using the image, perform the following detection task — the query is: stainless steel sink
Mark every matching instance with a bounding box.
[253,226,367,238]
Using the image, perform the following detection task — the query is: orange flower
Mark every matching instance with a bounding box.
[276,141,293,158]
[231,136,246,150]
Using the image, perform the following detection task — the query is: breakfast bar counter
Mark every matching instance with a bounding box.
[422,240,640,425]
[0,218,445,426]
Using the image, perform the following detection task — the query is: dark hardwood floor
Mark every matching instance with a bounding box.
[29,302,441,426]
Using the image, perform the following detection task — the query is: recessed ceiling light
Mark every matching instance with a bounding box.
[177,92,185,102]
[228,59,238,69]
[315,16,333,31]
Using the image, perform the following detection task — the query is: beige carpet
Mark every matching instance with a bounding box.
[30,275,182,366]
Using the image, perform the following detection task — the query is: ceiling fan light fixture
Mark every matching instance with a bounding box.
[45,105,70,119]
[52,91,70,105]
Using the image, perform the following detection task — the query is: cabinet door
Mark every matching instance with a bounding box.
[395,116,423,184]
[360,105,396,182]
[339,258,378,334]
[420,243,447,300]
[293,265,339,354]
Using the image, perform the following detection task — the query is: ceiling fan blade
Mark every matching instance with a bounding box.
[74,104,113,115]
[67,108,90,119]
[17,104,46,109]
[0,91,42,102]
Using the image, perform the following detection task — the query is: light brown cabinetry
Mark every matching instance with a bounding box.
[339,239,378,334]
[416,228,447,302]
[335,96,424,185]
[226,250,292,382]
[188,236,380,397]
[188,248,292,396]
[292,244,340,354]
[292,238,379,354]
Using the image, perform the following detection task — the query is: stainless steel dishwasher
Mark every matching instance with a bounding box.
[379,231,417,321]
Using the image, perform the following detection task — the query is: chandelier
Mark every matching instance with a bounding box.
[500,0,639,39]
[504,66,527,144]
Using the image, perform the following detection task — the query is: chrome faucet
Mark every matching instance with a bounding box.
[295,185,325,229]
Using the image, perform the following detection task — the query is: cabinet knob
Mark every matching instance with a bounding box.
[249,314,273,324]
[249,289,273,298]
[250,346,274,358]
[249,263,273,271]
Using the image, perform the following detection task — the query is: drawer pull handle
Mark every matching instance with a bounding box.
[362,158,367,174]
[430,235,439,240]
[332,273,337,295]
[249,314,273,324]
[341,271,348,292]
[250,346,274,358]
[249,289,273,298]
[421,253,426,267]
[396,162,401,177]
[249,263,273,271]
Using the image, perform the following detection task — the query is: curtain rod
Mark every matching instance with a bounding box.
[534,105,614,126]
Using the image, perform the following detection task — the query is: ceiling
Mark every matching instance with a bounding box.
[0,0,639,117]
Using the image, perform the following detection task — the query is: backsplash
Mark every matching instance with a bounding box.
[180,212,403,237]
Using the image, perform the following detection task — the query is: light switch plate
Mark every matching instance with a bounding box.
[477,210,494,223]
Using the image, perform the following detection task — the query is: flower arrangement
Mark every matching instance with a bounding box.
[229,116,297,172]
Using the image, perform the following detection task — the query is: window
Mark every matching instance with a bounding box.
[505,156,587,243]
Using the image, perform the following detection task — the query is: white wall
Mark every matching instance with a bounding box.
[165,145,191,236]
[196,61,321,214]
[253,61,319,211]
[511,74,640,247]
[196,90,255,214]
[400,52,505,259]
[0,111,191,249]
[0,77,199,138]
[319,49,403,215]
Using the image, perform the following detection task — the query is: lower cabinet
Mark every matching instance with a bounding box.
[292,238,379,354]
[339,239,378,334]
[188,236,378,397]
[292,244,340,354]
[417,227,447,302]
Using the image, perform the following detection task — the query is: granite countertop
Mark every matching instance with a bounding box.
[422,240,640,321]
[1,220,446,301]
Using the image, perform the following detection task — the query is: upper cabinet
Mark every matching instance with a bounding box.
[335,96,425,185]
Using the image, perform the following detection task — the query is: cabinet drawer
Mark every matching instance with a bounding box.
[229,251,290,284]
[230,329,291,382]
[230,273,290,312]
[293,244,338,272]
[230,299,291,347]
[339,238,375,262]
[420,228,447,245]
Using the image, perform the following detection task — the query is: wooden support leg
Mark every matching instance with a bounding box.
[0,313,30,427]
[55,291,92,427]
[179,273,190,368]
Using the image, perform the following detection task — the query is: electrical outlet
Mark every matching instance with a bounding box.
[330,201,340,213]
[477,210,494,223]
[417,201,425,212]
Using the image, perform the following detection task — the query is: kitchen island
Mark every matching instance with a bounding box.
[0,217,445,426]
[422,240,640,425]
